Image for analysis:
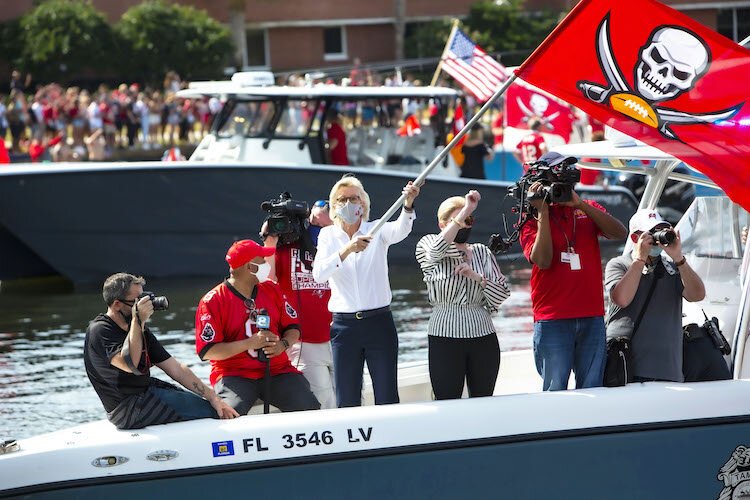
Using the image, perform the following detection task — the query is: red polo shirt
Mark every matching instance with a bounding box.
[195,281,300,385]
[520,201,606,322]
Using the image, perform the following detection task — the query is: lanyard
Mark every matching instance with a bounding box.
[550,208,577,251]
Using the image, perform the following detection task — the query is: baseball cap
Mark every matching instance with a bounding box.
[226,239,274,269]
[538,151,577,167]
[629,209,669,234]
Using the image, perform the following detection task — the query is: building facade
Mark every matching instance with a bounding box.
[3,0,749,72]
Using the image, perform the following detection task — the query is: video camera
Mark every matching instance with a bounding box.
[489,153,580,254]
[138,291,169,311]
[261,192,310,246]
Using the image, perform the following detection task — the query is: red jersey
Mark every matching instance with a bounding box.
[327,123,349,165]
[515,132,546,165]
[274,245,332,344]
[195,281,300,385]
[520,201,607,321]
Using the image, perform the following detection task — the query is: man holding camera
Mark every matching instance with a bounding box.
[84,273,238,430]
[606,210,706,382]
[262,199,336,409]
[195,240,320,414]
[520,152,627,391]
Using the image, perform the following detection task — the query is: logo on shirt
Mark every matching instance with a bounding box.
[285,301,298,319]
[200,313,212,322]
[211,440,234,457]
[201,323,216,342]
[717,445,750,499]
[203,290,217,303]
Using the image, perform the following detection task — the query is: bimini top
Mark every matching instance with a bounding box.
[178,82,459,100]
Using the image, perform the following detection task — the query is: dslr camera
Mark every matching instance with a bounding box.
[650,227,677,246]
[139,291,169,311]
[489,153,581,253]
[261,192,310,246]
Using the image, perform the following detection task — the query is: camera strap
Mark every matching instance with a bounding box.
[550,209,577,252]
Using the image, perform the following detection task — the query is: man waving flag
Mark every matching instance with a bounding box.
[515,0,750,211]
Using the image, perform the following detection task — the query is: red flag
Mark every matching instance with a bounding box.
[397,114,422,137]
[442,28,507,102]
[505,79,575,144]
[515,0,750,210]
[448,103,467,166]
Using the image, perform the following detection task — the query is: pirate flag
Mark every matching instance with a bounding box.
[504,78,575,147]
[516,0,750,211]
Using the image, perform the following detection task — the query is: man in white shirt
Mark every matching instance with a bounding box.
[313,175,420,407]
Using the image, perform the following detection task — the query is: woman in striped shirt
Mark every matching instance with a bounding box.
[416,190,510,399]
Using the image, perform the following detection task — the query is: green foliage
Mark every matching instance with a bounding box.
[18,0,114,82]
[465,0,560,66]
[116,0,233,84]
[0,17,23,69]
[405,0,561,66]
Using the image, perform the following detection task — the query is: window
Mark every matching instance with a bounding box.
[217,101,276,138]
[245,29,268,68]
[324,26,347,61]
[717,7,750,42]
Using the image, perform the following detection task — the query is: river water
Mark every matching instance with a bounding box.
[0,261,543,440]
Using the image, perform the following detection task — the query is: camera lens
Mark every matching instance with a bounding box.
[652,228,676,245]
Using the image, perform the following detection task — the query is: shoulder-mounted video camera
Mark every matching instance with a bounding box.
[261,192,310,246]
[489,153,580,254]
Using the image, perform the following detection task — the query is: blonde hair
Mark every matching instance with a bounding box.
[329,175,371,222]
[437,196,465,223]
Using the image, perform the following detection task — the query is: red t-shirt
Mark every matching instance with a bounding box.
[515,132,546,165]
[274,245,332,344]
[520,201,607,321]
[195,281,301,385]
[492,113,504,147]
[327,123,349,165]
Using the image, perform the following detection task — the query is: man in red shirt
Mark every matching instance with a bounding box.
[325,109,349,166]
[514,117,547,168]
[195,240,320,413]
[520,152,627,391]
[262,200,335,408]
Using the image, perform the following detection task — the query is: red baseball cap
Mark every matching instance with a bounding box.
[225,240,274,269]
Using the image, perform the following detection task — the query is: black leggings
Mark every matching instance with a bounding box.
[428,333,501,400]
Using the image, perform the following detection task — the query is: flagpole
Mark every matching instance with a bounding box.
[430,19,460,87]
[368,73,518,237]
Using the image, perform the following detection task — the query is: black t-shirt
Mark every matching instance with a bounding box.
[460,143,489,179]
[84,314,171,412]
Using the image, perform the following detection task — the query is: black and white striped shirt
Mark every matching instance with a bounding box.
[416,234,510,338]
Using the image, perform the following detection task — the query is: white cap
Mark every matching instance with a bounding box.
[629,209,669,234]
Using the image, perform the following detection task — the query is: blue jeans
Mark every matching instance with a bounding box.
[150,386,216,420]
[533,316,606,391]
[331,311,399,407]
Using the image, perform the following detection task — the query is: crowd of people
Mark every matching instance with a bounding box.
[82,160,729,430]
[0,70,220,162]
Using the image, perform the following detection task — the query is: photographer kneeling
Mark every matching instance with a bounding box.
[261,195,336,409]
[520,152,627,391]
[606,210,705,383]
[84,273,238,430]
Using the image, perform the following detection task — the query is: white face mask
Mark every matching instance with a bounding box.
[252,261,271,282]
[649,246,663,258]
[336,201,363,225]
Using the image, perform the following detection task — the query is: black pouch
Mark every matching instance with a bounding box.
[703,316,731,355]
[604,337,633,387]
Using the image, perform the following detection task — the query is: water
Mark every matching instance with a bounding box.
[0,263,537,440]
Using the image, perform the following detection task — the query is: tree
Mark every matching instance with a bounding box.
[17,0,114,82]
[116,0,232,84]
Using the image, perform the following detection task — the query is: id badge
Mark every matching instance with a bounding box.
[569,253,581,271]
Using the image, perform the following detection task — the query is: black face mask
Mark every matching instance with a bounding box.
[454,227,472,244]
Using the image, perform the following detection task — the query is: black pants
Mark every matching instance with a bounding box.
[215,373,320,414]
[683,337,731,382]
[428,334,500,400]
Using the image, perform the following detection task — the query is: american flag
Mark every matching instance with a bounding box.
[442,29,507,102]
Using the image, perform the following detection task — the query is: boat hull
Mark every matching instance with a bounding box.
[0,163,638,285]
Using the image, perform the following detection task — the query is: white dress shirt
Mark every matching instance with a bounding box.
[313,209,416,313]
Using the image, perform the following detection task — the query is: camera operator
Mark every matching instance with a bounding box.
[261,199,336,409]
[84,273,238,430]
[195,240,320,414]
[520,152,627,391]
[606,210,707,382]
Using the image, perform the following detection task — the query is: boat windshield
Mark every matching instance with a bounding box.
[217,101,276,138]
[678,196,748,260]
[275,100,319,137]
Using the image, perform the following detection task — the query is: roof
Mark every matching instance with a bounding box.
[177,82,458,100]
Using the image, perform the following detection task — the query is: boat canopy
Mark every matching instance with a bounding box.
[178,83,458,100]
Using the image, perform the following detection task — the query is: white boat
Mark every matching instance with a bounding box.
[2,139,749,499]
[0,73,638,286]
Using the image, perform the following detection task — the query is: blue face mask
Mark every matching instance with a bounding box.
[649,246,663,257]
